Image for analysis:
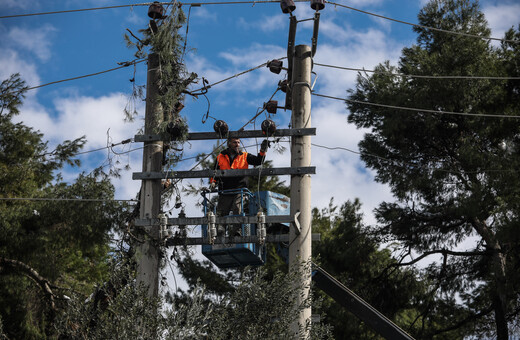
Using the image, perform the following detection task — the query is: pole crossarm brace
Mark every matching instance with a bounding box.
[164,233,321,246]
[134,128,316,142]
[132,166,315,180]
[135,214,294,227]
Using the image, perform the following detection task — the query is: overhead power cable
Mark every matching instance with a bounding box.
[0,3,152,19]
[2,1,517,45]
[326,1,519,44]
[0,197,137,202]
[37,138,135,159]
[189,58,286,93]
[26,59,146,91]
[0,1,293,19]
[314,63,520,80]
[311,142,519,175]
[312,92,520,119]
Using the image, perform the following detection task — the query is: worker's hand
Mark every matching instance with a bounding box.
[209,182,216,191]
[260,139,269,153]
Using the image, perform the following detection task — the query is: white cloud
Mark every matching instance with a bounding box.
[6,25,57,62]
[483,3,520,39]
[0,49,40,96]
[14,92,144,197]
[0,0,33,10]
[186,43,286,97]
[190,6,218,22]
[238,14,287,33]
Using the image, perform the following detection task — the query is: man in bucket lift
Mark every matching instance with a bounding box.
[210,137,269,236]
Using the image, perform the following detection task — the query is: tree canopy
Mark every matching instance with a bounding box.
[0,74,129,339]
[347,0,520,338]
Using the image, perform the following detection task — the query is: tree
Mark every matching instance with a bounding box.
[346,0,520,338]
[0,74,128,339]
[311,199,457,339]
[55,262,332,340]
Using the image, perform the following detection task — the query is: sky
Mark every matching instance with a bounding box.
[1,0,519,285]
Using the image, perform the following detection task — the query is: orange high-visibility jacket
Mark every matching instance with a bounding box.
[210,148,266,192]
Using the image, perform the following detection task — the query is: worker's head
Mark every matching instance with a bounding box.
[227,137,241,153]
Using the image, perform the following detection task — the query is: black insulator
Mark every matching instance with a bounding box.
[213,120,229,135]
[278,79,289,93]
[264,100,278,114]
[267,59,283,74]
[310,0,325,11]
[148,1,165,19]
[280,0,296,14]
[261,119,277,135]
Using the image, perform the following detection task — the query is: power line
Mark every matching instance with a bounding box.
[0,197,137,202]
[3,1,518,46]
[326,1,519,44]
[0,1,284,19]
[311,142,520,175]
[26,59,146,91]
[0,3,152,19]
[314,63,520,80]
[190,58,285,93]
[37,138,135,159]
[312,92,520,119]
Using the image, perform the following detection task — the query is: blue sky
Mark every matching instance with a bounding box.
[1,0,519,275]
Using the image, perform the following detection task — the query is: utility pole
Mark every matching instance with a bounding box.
[136,52,163,299]
[289,44,312,338]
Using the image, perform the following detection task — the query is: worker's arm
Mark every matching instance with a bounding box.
[247,140,268,166]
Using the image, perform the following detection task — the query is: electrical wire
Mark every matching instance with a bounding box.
[0,197,137,202]
[3,0,517,46]
[313,63,520,80]
[0,3,153,19]
[37,138,135,159]
[312,92,520,119]
[326,1,519,44]
[25,59,146,91]
[310,142,520,175]
[0,1,292,19]
[190,58,286,93]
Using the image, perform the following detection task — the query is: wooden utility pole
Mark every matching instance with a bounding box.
[289,44,312,337]
[136,52,163,298]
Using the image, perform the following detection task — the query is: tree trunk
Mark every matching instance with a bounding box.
[492,252,509,340]
[471,219,509,339]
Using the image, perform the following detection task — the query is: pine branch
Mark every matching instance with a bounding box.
[0,257,58,311]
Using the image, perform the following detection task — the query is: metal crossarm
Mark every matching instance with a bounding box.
[132,166,316,180]
[135,215,295,227]
[134,128,316,142]
[165,233,321,246]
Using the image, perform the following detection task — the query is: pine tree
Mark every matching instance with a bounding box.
[347,1,520,338]
[0,74,129,339]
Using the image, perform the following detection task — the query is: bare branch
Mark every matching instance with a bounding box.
[394,248,488,267]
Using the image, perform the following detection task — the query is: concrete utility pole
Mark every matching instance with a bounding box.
[136,52,163,298]
[289,44,312,337]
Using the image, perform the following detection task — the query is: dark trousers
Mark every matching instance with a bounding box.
[216,194,243,236]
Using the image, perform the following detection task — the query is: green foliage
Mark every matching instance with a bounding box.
[0,73,27,118]
[311,199,443,339]
[56,261,332,339]
[347,0,520,338]
[0,75,129,339]
[124,3,196,139]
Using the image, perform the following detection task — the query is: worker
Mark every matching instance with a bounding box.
[210,137,269,236]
